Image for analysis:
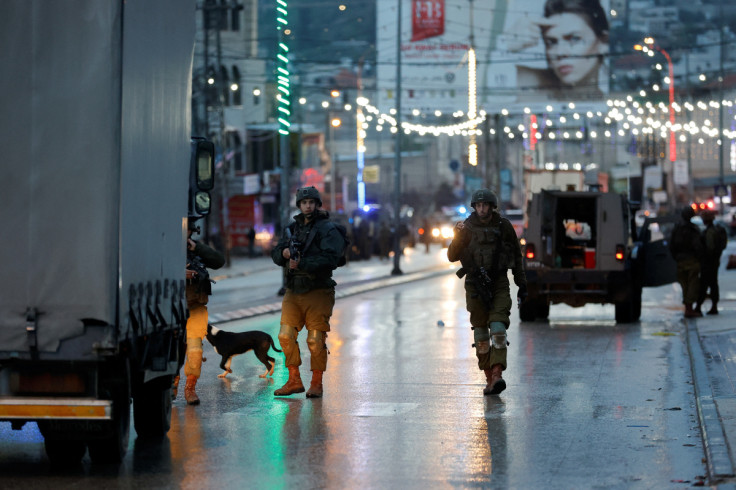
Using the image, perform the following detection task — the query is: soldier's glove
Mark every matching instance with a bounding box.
[517,285,528,305]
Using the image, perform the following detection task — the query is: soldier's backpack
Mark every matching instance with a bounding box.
[302,220,351,268]
[331,222,351,267]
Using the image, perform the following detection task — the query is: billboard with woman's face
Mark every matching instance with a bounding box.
[375,0,610,115]
[487,0,610,106]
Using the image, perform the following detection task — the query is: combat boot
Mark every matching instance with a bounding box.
[184,375,200,405]
[172,374,180,400]
[685,304,701,318]
[708,303,719,315]
[306,370,323,398]
[274,366,305,396]
[484,364,506,395]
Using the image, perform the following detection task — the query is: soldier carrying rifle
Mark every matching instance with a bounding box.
[448,189,527,396]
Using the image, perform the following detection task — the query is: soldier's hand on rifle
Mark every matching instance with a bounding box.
[282,247,291,260]
[187,238,197,251]
[289,256,300,270]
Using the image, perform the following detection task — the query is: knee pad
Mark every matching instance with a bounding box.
[278,324,298,345]
[306,330,326,355]
[185,338,204,377]
[490,321,507,350]
[475,340,490,355]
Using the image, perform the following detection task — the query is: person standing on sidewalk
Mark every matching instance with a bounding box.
[447,189,527,396]
[696,210,728,315]
[669,207,704,318]
[175,217,225,405]
[271,186,343,398]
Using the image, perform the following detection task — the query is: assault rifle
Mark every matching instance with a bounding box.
[187,250,214,288]
[284,226,303,262]
[473,266,495,311]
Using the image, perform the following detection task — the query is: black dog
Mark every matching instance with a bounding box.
[205,325,282,378]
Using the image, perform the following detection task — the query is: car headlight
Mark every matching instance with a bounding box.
[440,226,454,239]
[431,227,441,238]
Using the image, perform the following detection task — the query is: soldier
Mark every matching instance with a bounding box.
[447,189,527,395]
[175,217,225,405]
[271,187,344,398]
[696,210,728,315]
[669,207,704,318]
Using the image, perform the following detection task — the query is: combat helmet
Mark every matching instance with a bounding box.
[470,188,498,209]
[295,186,322,207]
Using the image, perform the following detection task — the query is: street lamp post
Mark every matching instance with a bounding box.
[634,38,676,163]
[329,116,341,212]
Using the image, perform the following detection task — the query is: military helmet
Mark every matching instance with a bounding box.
[295,186,322,207]
[470,188,498,209]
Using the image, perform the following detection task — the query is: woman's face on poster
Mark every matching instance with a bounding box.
[541,12,605,86]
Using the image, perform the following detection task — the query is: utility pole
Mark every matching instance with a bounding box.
[718,4,726,214]
[391,0,403,276]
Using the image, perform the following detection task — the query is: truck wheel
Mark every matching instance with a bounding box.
[88,366,131,464]
[43,438,86,465]
[519,299,537,322]
[134,376,172,438]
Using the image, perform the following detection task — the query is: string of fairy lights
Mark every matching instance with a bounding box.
[273,0,734,170]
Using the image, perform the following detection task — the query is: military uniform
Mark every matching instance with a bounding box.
[669,207,704,318]
[448,189,527,396]
[271,187,343,397]
[179,238,225,405]
[697,211,726,315]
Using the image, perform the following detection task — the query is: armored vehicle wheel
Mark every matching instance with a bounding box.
[536,296,550,320]
[134,376,172,437]
[519,298,537,322]
[615,296,636,323]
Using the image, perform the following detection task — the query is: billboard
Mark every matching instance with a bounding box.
[376,0,610,115]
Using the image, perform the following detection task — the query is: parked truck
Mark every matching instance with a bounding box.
[521,190,674,323]
[0,0,212,464]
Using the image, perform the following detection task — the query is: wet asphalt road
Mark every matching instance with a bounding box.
[0,273,707,488]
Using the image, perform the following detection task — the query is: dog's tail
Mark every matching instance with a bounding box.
[269,335,282,353]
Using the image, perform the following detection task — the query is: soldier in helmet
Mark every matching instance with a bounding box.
[669,207,704,318]
[271,186,344,398]
[174,216,225,405]
[447,189,527,395]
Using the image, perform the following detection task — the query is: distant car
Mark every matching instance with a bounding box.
[635,210,656,230]
[722,207,736,237]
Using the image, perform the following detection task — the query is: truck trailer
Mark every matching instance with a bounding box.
[0,0,212,464]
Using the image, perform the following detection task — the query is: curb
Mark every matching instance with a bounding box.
[685,317,736,483]
[209,266,454,324]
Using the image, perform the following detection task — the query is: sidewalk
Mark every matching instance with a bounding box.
[207,244,457,324]
[687,240,736,487]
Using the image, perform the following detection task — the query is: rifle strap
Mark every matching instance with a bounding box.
[301,222,320,254]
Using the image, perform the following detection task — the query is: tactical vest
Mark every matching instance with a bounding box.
[463,217,519,272]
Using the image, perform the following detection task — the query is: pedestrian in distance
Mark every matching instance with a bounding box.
[271,186,344,398]
[447,189,528,395]
[175,217,226,405]
[696,210,729,315]
[247,227,256,258]
[669,207,704,318]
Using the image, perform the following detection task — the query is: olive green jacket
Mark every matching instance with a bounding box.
[447,211,527,289]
